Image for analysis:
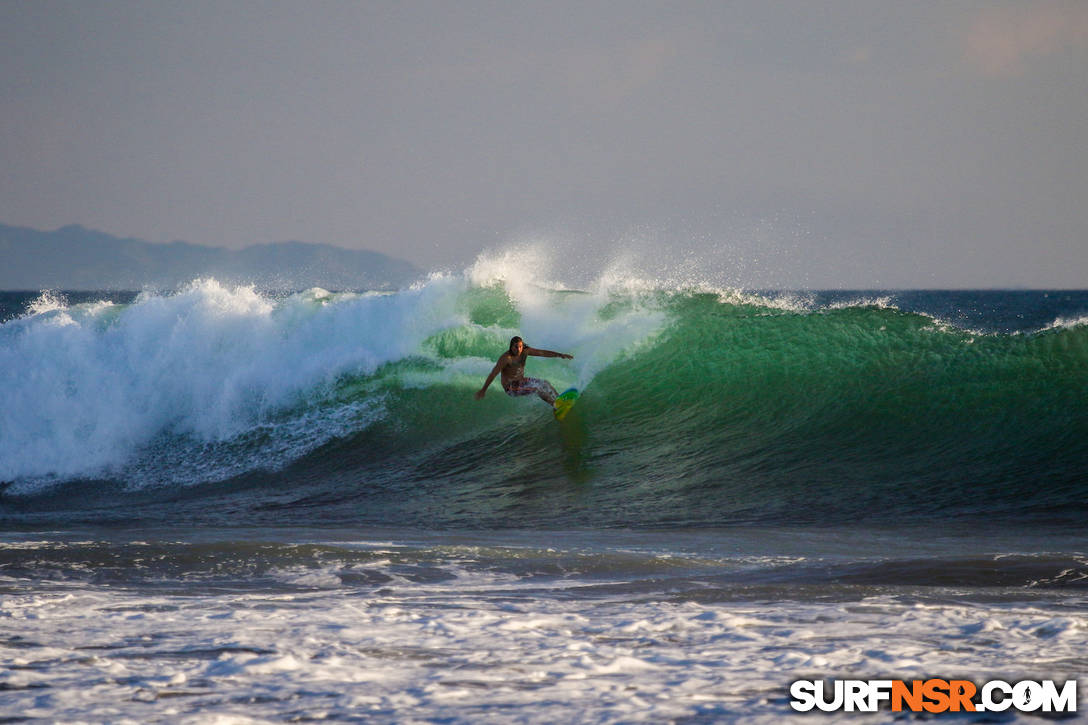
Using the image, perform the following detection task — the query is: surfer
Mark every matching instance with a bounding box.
[475,336,573,406]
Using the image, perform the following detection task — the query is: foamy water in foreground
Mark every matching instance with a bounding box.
[2,528,1086,723]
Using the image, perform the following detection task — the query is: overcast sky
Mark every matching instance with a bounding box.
[2,0,1086,287]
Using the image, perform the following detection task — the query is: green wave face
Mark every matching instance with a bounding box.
[602,296,1084,513]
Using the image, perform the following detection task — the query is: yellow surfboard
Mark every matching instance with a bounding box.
[553,387,579,421]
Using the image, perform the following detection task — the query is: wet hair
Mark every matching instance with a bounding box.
[508,336,523,353]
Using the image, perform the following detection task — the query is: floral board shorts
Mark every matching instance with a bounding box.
[504,378,550,397]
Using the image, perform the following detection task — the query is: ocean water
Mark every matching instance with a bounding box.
[2,262,1087,722]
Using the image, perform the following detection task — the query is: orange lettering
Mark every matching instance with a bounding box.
[949,680,977,712]
[923,679,951,713]
[892,680,924,712]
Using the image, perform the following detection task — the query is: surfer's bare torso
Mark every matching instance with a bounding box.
[498,351,529,391]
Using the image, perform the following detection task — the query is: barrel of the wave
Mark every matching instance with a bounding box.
[553,388,580,421]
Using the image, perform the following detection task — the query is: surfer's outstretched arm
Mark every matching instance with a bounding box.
[475,357,506,400]
[526,347,573,360]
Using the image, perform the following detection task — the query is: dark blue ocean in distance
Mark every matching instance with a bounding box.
[1,281,1086,722]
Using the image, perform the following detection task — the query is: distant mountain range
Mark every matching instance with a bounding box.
[0,223,422,291]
